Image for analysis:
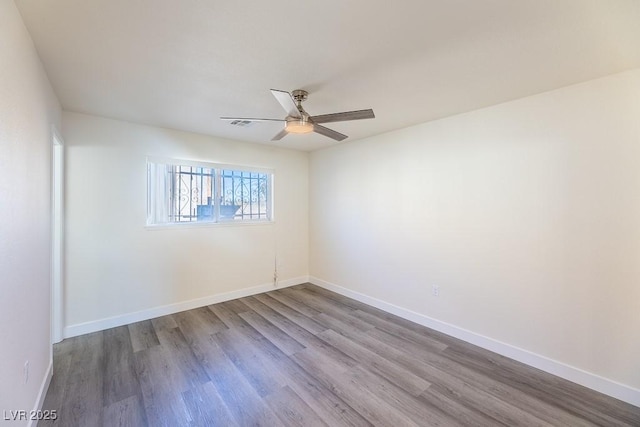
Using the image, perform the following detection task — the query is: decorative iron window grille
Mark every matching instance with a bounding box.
[221,169,270,221]
[170,165,215,222]
[147,159,272,225]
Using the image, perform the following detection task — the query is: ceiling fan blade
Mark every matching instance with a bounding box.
[310,109,375,124]
[313,124,348,142]
[271,89,301,118]
[220,117,284,122]
[271,128,288,141]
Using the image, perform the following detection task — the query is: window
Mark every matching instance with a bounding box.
[147,158,272,226]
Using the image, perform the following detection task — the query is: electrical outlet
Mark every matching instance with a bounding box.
[432,285,440,297]
[24,360,29,384]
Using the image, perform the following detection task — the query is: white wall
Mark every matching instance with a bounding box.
[0,0,61,421]
[62,113,308,333]
[310,70,640,397]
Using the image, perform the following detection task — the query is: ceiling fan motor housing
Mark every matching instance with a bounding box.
[291,89,308,103]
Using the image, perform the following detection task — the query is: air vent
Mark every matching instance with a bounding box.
[229,120,253,127]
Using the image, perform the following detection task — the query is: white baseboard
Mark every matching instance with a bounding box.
[309,276,640,408]
[30,360,53,427]
[63,276,308,338]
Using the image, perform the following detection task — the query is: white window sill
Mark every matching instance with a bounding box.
[145,220,274,230]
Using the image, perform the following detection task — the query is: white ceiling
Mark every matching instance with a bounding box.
[16,0,640,151]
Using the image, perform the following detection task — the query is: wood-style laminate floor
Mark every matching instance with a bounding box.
[40,284,640,426]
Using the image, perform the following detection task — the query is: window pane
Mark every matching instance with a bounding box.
[147,159,271,225]
[221,169,269,220]
[170,165,215,222]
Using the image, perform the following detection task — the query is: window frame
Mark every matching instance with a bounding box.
[146,157,274,228]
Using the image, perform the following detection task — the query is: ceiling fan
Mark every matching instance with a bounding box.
[221,89,375,142]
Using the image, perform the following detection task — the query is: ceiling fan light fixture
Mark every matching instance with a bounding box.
[285,117,314,134]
